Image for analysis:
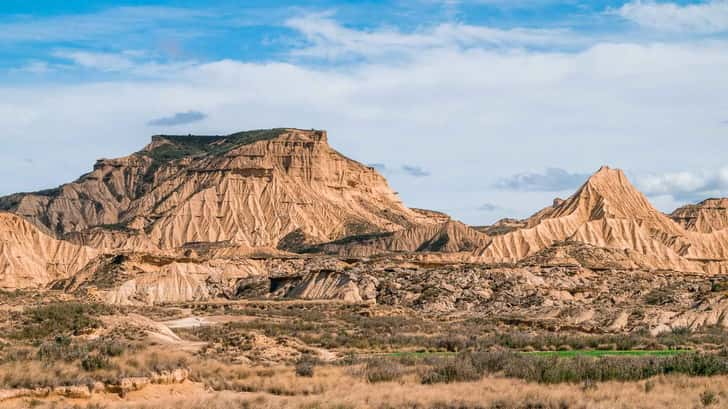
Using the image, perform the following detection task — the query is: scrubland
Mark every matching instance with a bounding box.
[2,299,728,409]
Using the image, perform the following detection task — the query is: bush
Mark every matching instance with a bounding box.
[503,353,728,384]
[37,336,88,362]
[295,356,316,377]
[81,354,111,371]
[362,358,405,383]
[36,336,129,365]
[700,390,718,406]
[421,356,480,384]
[391,351,728,385]
[11,303,113,340]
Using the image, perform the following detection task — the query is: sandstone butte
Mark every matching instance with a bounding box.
[2,128,728,293]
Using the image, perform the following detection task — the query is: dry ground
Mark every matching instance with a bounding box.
[3,369,728,409]
[2,298,728,409]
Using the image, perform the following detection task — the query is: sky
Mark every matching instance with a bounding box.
[1,0,728,225]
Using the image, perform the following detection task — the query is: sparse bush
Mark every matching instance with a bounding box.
[700,390,718,406]
[421,356,480,384]
[11,302,113,340]
[295,356,316,377]
[436,335,469,352]
[81,353,111,371]
[362,358,406,383]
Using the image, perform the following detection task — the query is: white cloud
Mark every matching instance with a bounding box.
[285,13,584,60]
[50,49,199,76]
[636,167,728,201]
[618,0,728,33]
[2,17,728,223]
[52,50,137,72]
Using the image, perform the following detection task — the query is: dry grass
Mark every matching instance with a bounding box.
[4,370,728,409]
[3,300,728,408]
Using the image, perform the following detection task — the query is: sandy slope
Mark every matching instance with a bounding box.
[473,166,728,272]
[0,212,96,288]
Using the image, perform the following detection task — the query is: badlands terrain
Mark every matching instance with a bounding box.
[1,128,728,408]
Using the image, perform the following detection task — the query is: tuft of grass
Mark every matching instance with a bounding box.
[700,390,718,406]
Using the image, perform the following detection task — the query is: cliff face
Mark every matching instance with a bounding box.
[0,212,97,289]
[0,129,436,251]
[671,198,728,233]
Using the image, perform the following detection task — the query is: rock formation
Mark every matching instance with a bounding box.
[0,212,96,289]
[4,125,728,307]
[472,166,727,273]
[307,220,490,257]
[671,198,728,233]
[0,129,436,252]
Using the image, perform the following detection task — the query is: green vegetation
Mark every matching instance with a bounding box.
[523,349,692,358]
[415,351,728,384]
[143,128,289,164]
[9,302,114,341]
[179,302,728,355]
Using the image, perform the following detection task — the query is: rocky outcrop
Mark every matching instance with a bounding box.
[307,220,490,257]
[270,271,378,302]
[0,212,97,289]
[0,369,190,403]
[472,166,723,272]
[63,253,268,305]
[671,198,728,233]
[0,129,437,252]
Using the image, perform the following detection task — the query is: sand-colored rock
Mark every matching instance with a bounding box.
[0,212,97,289]
[270,271,378,302]
[472,166,725,272]
[66,253,267,305]
[0,129,436,252]
[671,198,728,233]
[309,220,490,257]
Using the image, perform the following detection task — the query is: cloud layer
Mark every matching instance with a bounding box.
[2,4,728,225]
[618,0,728,33]
[637,167,728,202]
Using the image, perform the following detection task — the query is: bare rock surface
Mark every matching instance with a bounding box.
[0,129,436,252]
[0,212,97,289]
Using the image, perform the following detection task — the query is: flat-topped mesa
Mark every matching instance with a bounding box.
[0,128,437,251]
[143,128,327,158]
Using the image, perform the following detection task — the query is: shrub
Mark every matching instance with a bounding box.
[362,358,405,383]
[700,390,718,406]
[81,354,111,371]
[11,303,112,340]
[295,356,316,377]
[421,356,480,384]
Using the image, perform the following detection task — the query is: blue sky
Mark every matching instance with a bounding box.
[2,0,728,224]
